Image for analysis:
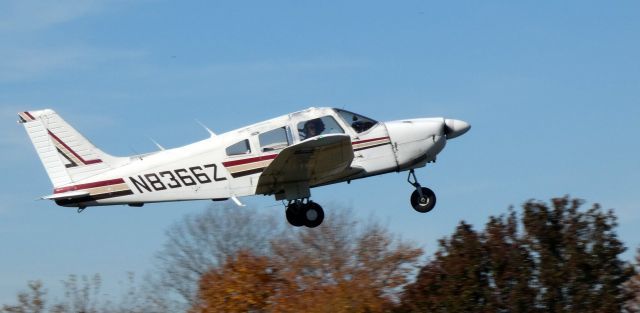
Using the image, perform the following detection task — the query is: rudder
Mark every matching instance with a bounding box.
[18,110,127,188]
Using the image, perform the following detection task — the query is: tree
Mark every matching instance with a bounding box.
[191,208,423,313]
[2,274,167,313]
[626,248,640,312]
[399,197,636,313]
[152,203,283,309]
[2,276,104,313]
[522,198,634,312]
[2,281,46,313]
[399,222,494,313]
[269,212,423,313]
[192,251,279,313]
[49,274,102,313]
[483,212,536,312]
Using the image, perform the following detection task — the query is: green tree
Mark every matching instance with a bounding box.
[399,222,493,313]
[523,198,634,312]
[483,212,536,312]
[399,197,635,313]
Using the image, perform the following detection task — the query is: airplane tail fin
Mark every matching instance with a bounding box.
[18,109,128,188]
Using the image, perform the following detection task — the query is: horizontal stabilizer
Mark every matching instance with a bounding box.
[42,190,90,200]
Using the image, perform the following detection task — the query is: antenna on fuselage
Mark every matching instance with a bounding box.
[196,119,216,137]
[129,145,143,160]
[149,138,165,151]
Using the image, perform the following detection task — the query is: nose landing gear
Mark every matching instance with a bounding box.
[408,169,437,213]
[285,199,325,228]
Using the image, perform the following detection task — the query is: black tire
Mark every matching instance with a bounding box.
[286,203,305,227]
[303,201,324,228]
[410,187,436,213]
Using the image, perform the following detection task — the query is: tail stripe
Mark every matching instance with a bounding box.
[54,178,129,194]
[53,178,134,206]
[23,115,72,186]
[47,129,103,166]
[56,147,79,168]
[20,109,128,190]
[18,112,35,123]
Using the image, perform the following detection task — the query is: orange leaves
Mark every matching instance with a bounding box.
[192,211,423,313]
[194,251,278,313]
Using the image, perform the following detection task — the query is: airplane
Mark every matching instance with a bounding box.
[18,107,470,228]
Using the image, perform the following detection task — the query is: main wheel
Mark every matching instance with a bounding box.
[286,203,305,227]
[410,187,436,213]
[303,201,324,228]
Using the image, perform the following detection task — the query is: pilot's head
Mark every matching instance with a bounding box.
[304,118,325,137]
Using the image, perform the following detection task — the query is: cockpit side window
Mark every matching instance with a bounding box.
[226,139,251,156]
[335,109,378,133]
[259,127,291,152]
[298,115,344,140]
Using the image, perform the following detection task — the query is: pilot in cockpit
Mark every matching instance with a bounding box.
[300,118,325,140]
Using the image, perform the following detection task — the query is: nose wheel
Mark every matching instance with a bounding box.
[408,170,437,213]
[285,199,324,228]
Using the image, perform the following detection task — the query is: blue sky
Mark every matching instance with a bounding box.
[1,0,639,303]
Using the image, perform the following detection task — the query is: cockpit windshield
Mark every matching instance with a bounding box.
[334,109,378,133]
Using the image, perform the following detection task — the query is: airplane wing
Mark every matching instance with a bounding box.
[256,134,360,198]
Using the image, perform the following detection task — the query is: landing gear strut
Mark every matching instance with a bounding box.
[285,199,324,228]
[408,170,437,213]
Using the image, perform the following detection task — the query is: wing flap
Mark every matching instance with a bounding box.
[256,134,354,196]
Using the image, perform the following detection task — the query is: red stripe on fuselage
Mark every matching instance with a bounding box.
[222,154,278,167]
[48,130,102,165]
[222,137,390,168]
[352,136,390,145]
[54,178,126,194]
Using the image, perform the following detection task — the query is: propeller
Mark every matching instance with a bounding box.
[442,118,471,139]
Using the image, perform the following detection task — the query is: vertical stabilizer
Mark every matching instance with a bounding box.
[18,110,127,188]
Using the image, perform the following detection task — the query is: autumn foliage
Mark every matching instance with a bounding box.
[191,211,423,313]
[3,198,640,313]
[194,251,278,313]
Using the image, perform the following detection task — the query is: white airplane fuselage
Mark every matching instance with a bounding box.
[20,107,470,226]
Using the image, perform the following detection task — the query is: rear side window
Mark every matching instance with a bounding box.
[226,139,251,156]
[259,127,291,152]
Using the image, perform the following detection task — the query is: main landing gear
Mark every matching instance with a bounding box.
[285,199,324,228]
[407,169,437,213]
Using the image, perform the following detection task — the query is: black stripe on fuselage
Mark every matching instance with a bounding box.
[229,167,266,178]
[54,190,134,206]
